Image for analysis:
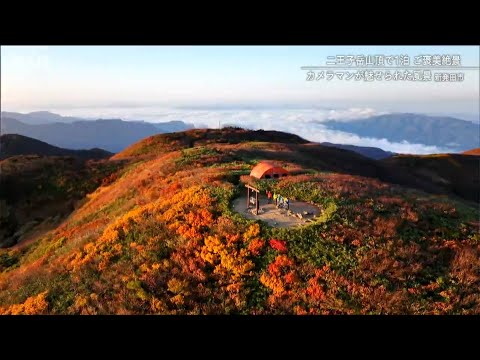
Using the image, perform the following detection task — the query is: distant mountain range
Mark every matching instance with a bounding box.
[1,111,85,125]
[153,120,194,133]
[320,142,395,160]
[2,111,478,156]
[0,134,112,160]
[322,113,479,152]
[1,112,194,152]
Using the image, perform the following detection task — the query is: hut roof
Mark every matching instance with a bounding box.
[250,161,289,179]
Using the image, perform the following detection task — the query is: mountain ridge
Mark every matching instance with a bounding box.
[463,148,480,155]
[1,111,85,125]
[1,117,194,153]
[323,113,479,152]
[319,141,395,160]
[113,128,479,203]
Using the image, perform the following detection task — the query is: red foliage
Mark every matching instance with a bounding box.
[269,239,287,252]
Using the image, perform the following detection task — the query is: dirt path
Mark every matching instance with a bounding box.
[232,194,321,228]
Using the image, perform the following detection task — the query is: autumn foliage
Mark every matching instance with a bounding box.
[269,239,287,252]
[0,132,479,315]
[0,291,49,315]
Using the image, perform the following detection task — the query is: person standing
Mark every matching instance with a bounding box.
[267,191,272,204]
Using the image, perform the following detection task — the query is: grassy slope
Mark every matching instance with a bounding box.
[0,129,478,314]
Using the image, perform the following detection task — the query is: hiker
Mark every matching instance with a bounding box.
[285,197,290,210]
[267,191,272,204]
[277,195,283,208]
[273,193,278,206]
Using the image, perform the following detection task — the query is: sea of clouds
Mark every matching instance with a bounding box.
[51,106,455,155]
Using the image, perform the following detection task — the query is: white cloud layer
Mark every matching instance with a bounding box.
[49,106,456,154]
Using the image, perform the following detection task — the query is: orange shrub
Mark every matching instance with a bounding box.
[0,291,49,315]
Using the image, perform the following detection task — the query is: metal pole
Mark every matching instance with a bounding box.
[256,191,259,215]
[247,187,250,208]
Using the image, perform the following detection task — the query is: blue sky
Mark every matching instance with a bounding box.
[1,46,479,116]
[1,46,479,154]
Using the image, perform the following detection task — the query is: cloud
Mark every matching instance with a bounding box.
[326,107,385,121]
[47,106,456,154]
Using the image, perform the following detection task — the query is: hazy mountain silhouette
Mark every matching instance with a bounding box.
[319,142,395,160]
[323,113,479,152]
[1,116,193,152]
[1,111,85,125]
